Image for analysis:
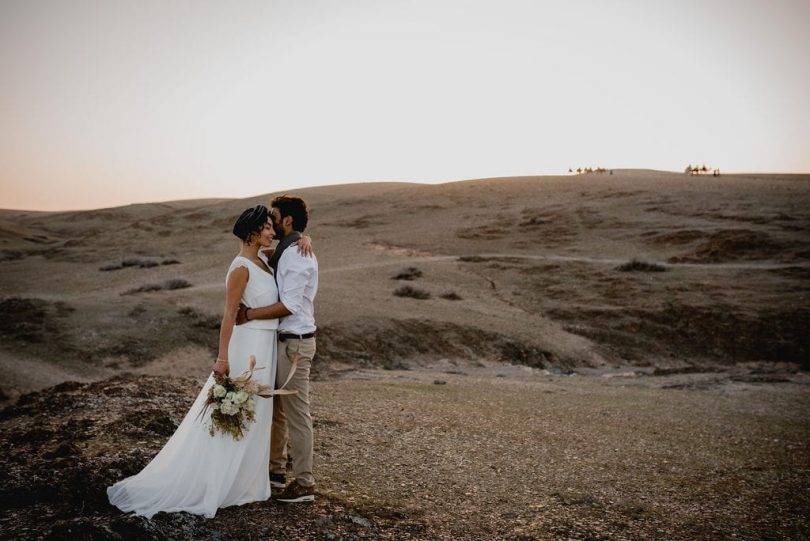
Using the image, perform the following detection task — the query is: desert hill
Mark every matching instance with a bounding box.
[1,170,809,401]
[2,171,810,540]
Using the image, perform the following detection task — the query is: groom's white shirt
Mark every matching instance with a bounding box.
[276,247,318,334]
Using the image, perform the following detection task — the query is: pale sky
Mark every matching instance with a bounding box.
[1,0,808,211]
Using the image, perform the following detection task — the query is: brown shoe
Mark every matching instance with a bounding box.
[272,481,315,503]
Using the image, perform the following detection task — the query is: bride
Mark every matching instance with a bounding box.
[108,204,310,519]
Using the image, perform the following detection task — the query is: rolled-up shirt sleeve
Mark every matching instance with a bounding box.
[278,255,313,315]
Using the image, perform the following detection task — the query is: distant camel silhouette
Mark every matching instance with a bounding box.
[685,164,717,176]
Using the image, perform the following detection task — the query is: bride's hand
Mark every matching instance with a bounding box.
[295,235,314,257]
[213,358,229,376]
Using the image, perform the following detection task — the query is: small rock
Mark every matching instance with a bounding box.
[433,380,447,385]
[349,515,371,528]
[602,371,638,378]
[315,516,335,528]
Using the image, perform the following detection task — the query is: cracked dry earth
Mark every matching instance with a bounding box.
[2,367,809,540]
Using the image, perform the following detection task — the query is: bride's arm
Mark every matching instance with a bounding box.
[259,235,313,259]
[213,266,249,376]
[294,234,313,257]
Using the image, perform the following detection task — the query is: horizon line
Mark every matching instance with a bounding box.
[3,168,809,213]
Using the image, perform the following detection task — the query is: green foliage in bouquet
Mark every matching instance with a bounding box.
[197,354,297,440]
[206,372,257,440]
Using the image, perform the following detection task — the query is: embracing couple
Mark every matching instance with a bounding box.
[108,195,319,518]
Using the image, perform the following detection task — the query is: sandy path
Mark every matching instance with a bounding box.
[176,253,807,294]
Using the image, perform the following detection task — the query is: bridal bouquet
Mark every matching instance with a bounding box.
[198,355,296,440]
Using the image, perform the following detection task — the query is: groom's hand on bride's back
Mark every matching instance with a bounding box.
[235,303,249,325]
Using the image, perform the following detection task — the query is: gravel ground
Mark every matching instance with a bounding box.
[313,368,810,539]
[2,368,808,540]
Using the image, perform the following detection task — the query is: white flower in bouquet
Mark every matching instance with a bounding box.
[199,355,298,440]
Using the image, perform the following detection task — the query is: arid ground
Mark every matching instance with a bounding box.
[1,170,809,539]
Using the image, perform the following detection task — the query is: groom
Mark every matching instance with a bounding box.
[236,195,318,503]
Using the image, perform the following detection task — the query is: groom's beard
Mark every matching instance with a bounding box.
[272,221,285,239]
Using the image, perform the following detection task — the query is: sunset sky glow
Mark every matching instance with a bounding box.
[1,0,809,211]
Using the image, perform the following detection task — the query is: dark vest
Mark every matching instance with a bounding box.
[268,231,302,275]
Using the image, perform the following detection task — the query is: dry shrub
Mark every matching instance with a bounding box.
[616,259,667,272]
[123,258,159,269]
[123,279,192,295]
[393,285,431,300]
[101,258,181,272]
[392,267,423,280]
[177,306,220,329]
[440,291,463,300]
[0,250,25,262]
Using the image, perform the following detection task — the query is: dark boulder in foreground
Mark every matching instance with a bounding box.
[0,375,429,540]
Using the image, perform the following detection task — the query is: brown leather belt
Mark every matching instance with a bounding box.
[278,332,316,341]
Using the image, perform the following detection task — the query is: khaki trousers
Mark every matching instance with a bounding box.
[270,337,316,487]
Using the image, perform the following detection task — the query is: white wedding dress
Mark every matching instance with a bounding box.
[108,256,279,519]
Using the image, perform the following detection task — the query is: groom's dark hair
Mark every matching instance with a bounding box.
[271,195,309,232]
